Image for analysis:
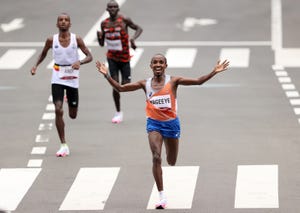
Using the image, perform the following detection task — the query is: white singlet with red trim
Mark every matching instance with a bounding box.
[51,33,79,88]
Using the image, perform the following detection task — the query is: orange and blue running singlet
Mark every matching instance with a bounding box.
[101,15,130,62]
[145,75,180,138]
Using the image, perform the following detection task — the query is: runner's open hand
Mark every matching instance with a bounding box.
[213,60,230,73]
[96,61,108,76]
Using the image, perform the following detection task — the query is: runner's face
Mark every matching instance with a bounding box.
[150,55,167,77]
[107,2,119,17]
[57,15,71,31]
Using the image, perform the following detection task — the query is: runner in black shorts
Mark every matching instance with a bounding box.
[97,0,143,123]
[107,58,131,84]
[31,13,92,157]
[52,84,79,108]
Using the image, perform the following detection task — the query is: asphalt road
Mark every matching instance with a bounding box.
[1,0,300,212]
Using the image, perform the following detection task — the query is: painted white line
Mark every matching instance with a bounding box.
[0,41,272,47]
[275,71,287,76]
[165,48,197,68]
[278,77,291,83]
[293,108,300,115]
[147,166,199,209]
[35,134,49,143]
[0,49,36,69]
[31,147,46,155]
[0,42,44,47]
[182,83,240,88]
[27,159,43,167]
[290,99,300,106]
[275,48,300,67]
[272,64,284,70]
[42,112,55,120]
[271,0,282,50]
[281,84,295,90]
[286,91,299,98]
[46,103,54,111]
[59,167,120,210]
[135,41,271,47]
[48,95,53,102]
[130,48,144,68]
[0,86,16,90]
[234,165,279,208]
[0,168,41,211]
[220,48,249,67]
[83,0,126,45]
[38,123,53,131]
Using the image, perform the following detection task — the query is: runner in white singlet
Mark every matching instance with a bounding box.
[31,13,93,157]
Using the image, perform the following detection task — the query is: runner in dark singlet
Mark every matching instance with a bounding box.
[97,0,143,123]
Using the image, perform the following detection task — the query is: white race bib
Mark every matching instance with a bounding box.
[58,66,79,79]
[149,95,171,109]
[106,39,122,51]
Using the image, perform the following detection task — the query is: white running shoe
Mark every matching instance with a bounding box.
[56,144,70,157]
[112,111,123,123]
[155,198,167,209]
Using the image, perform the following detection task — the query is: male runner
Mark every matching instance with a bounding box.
[31,13,93,157]
[96,54,229,208]
[97,0,143,123]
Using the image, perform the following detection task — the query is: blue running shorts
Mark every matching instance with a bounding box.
[146,117,181,139]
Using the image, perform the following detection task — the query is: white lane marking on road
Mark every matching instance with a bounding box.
[165,48,197,68]
[293,108,300,115]
[285,91,299,98]
[27,159,43,168]
[275,48,300,67]
[130,48,144,68]
[59,167,120,211]
[278,77,291,83]
[220,48,250,67]
[83,0,126,45]
[273,66,300,125]
[271,0,282,50]
[290,99,300,105]
[0,49,36,69]
[1,18,24,32]
[38,123,53,131]
[31,147,47,155]
[147,166,199,209]
[275,71,287,76]
[46,103,54,111]
[0,41,272,47]
[48,95,53,102]
[281,84,295,90]
[234,165,279,208]
[42,113,55,120]
[181,83,240,88]
[0,168,41,211]
[35,134,49,143]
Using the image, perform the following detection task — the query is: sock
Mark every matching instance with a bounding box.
[159,191,166,200]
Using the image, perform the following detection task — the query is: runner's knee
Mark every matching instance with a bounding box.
[152,152,162,165]
[167,155,177,166]
[69,109,77,119]
[69,113,77,119]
